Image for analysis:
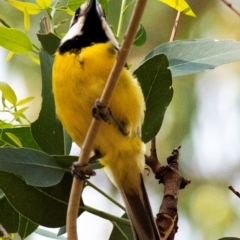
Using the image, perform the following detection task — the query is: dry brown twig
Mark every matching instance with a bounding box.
[145,10,192,240]
[66,0,149,239]
[221,0,240,16]
[229,185,240,198]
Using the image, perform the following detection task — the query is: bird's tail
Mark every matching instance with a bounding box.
[119,175,159,240]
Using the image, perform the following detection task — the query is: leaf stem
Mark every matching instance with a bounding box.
[116,0,126,38]
[81,204,130,226]
[86,180,125,211]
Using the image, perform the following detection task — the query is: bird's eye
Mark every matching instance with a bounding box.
[71,7,80,26]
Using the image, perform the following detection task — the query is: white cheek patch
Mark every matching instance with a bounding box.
[101,17,119,49]
[61,16,85,44]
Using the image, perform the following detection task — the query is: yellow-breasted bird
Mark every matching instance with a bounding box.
[52,0,159,239]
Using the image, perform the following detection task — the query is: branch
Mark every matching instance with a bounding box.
[221,0,240,16]
[146,147,191,240]
[0,224,12,240]
[66,0,149,239]
[228,185,240,198]
[169,11,181,42]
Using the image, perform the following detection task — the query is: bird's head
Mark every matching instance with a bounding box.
[59,0,119,54]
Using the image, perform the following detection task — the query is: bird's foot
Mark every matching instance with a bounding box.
[71,162,96,180]
[92,99,129,136]
[92,99,111,124]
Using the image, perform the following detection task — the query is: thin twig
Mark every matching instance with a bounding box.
[221,0,240,16]
[228,185,240,198]
[66,0,149,239]
[170,11,181,42]
[0,224,12,240]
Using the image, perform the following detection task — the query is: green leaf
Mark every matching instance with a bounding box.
[0,171,77,227]
[37,32,60,55]
[133,24,147,47]
[6,0,41,14]
[23,6,30,32]
[0,147,65,187]
[31,51,71,155]
[109,213,134,240]
[18,215,38,239]
[5,132,22,147]
[68,0,85,11]
[159,0,196,17]
[134,54,173,143]
[36,0,51,9]
[0,197,19,235]
[17,96,34,106]
[0,82,17,105]
[0,26,33,53]
[143,39,240,77]
[0,127,40,149]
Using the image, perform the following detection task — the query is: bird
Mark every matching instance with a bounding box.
[52,0,159,239]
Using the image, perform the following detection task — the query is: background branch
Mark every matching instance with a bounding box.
[66,0,149,239]
[221,0,240,16]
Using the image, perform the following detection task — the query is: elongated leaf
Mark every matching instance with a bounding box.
[0,147,65,187]
[36,0,51,9]
[26,52,40,64]
[143,39,240,77]
[17,96,34,106]
[134,54,173,143]
[159,0,196,17]
[31,51,70,155]
[6,51,14,61]
[0,127,40,149]
[0,171,76,227]
[6,0,41,14]
[5,132,22,147]
[0,26,33,53]
[24,6,30,32]
[0,81,17,105]
[18,215,38,239]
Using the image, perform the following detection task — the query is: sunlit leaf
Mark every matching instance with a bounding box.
[0,82,17,105]
[36,0,51,9]
[17,96,34,106]
[23,7,30,32]
[0,127,40,149]
[6,51,14,61]
[159,0,196,17]
[0,26,33,53]
[6,0,41,14]
[26,53,40,64]
[5,132,22,147]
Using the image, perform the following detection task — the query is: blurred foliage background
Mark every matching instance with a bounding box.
[1,0,240,239]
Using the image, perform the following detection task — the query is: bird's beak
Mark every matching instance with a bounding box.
[86,0,99,15]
